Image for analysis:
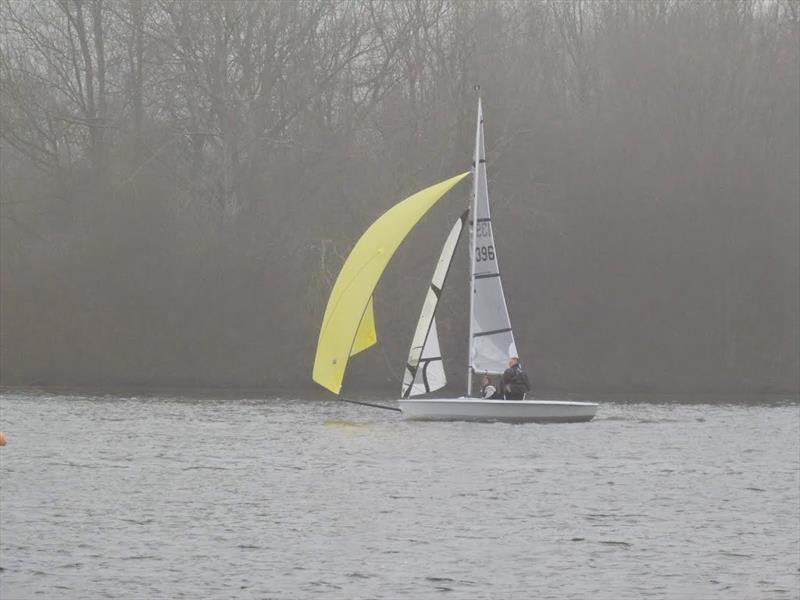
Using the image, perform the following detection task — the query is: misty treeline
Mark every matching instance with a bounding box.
[1,0,797,394]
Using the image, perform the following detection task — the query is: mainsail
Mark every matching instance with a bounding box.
[468,99,518,382]
[312,172,469,395]
[401,210,469,397]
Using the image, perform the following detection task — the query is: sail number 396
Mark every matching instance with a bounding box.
[475,245,495,262]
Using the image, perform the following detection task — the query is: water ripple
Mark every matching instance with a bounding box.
[1,393,798,599]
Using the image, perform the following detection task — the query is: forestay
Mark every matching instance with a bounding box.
[402,210,468,397]
[469,99,518,375]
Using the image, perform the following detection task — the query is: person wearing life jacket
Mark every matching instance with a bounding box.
[480,374,502,399]
[501,357,530,400]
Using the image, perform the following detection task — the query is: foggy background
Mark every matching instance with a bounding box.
[1,0,797,395]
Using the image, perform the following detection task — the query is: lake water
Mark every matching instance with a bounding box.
[0,392,798,599]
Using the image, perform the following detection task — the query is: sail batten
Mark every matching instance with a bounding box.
[402,210,469,398]
[312,172,469,395]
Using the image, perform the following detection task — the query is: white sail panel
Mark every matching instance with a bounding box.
[403,317,446,396]
[469,99,518,375]
[402,211,468,397]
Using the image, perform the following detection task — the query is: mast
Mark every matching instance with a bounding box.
[466,97,482,396]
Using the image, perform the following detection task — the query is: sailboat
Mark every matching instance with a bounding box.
[313,99,597,423]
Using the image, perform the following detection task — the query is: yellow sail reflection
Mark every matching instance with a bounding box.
[312,172,469,394]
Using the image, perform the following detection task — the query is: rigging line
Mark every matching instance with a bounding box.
[318,251,382,341]
[379,341,401,384]
[421,358,431,393]
[338,397,401,412]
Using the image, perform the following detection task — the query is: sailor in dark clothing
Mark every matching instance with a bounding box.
[501,357,530,400]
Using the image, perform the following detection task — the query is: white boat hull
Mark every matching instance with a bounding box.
[398,398,598,423]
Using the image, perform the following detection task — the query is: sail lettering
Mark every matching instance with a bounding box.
[475,245,495,262]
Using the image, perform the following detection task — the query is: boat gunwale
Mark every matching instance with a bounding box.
[398,398,598,407]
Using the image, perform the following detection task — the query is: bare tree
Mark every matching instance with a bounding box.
[0,0,797,393]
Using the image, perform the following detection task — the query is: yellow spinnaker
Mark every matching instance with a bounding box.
[313,172,469,394]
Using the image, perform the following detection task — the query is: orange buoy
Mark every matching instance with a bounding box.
[0,432,6,446]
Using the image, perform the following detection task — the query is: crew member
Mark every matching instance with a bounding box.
[480,374,502,399]
[501,357,530,400]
